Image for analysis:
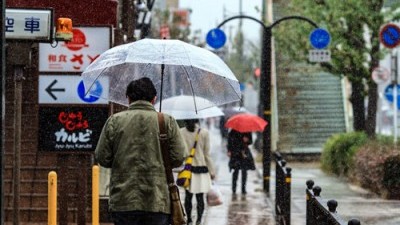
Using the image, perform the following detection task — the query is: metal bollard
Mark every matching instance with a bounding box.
[48,171,57,225]
[92,165,100,225]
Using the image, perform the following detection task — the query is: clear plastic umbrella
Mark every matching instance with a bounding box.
[153,95,224,119]
[81,38,241,110]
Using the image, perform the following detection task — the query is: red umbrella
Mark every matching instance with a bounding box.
[224,113,268,132]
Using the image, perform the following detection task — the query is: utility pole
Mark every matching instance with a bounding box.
[1,0,5,223]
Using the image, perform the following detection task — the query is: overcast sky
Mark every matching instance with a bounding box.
[179,0,263,44]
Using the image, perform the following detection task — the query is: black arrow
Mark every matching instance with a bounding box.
[45,80,65,100]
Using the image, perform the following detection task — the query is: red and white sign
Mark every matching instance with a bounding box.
[372,67,390,84]
[39,27,111,72]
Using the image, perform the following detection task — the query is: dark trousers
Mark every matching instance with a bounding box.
[232,168,247,193]
[184,190,205,223]
[111,211,169,225]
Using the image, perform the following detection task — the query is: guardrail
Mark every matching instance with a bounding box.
[306,180,361,225]
[274,151,291,225]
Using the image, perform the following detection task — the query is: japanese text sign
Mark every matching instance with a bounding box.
[38,106,109,152]
[39,27,111,72]
[5,8,53,41]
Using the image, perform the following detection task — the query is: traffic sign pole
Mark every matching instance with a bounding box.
[392,53,398,144]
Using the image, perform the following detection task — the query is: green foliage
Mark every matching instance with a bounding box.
[383,156,400,187]
[273,0,400,135]
[352,140,400,198]
[321,132,368,176]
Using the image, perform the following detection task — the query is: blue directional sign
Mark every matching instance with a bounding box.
[384,84,400,109]
[77,80,102,103]
[206,28,226,49]
[380,23,400,49]
[309,28,331,49]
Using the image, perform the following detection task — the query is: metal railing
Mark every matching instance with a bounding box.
[306,180,361,225]
[274,151,292,225]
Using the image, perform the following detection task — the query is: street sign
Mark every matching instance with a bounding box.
[206,28,226,49]
[39,75,109,104]
[384,84,400,109]
[5,8,53,41]
[39,26,111,72]
[372,67,390,84]
[309,28,331,49]
[309,49,331,62]
[379,23,400,49]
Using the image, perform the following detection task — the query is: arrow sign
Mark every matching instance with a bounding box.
[45,80,65,100]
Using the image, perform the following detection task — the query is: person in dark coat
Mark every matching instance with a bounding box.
[227,129,256,194]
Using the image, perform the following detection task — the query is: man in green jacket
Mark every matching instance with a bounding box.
[95,77,187,225]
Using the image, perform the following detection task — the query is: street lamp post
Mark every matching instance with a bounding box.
[215,15,318,193]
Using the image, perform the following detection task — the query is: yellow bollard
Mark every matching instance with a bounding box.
[92,165,100,225]
[48,171,57,225]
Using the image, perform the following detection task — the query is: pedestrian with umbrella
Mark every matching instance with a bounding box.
[95,77,187,225]
[225,113,268,194]
[179,119,215,225]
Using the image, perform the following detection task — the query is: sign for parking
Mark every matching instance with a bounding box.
[39,75,109,104]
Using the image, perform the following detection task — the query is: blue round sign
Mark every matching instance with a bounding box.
[309,28,331,49]
[384,84,400,109]
[77,80,102,103]
[380,24,400,49]
[206,28,226,49]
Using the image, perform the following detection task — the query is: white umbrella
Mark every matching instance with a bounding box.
[81,38,241,110]
[154,95,224,119]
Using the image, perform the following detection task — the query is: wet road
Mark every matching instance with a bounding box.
[202,124,400,225]
[199,125,275,225]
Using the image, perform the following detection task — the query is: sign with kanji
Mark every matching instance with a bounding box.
[309,49,331,62]
[39,26,111,72]
[39,75,109,104]
[38,106,109,152]
[5,8,53,41]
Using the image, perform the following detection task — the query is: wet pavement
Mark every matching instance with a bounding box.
[201,123,400,225]
[199,125,275,225]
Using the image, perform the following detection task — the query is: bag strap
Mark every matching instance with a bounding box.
[158,112,175,185]
[189,129,201,157]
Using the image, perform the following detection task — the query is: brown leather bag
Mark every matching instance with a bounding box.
[158,113,187,225]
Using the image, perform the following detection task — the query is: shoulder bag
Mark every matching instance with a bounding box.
[157,113,187,225]
[176,128,201,188]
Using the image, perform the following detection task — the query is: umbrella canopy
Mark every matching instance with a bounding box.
[154,95,224,119]
[81,38,241,110]
[224,113,268,133]
[222,106,248,119]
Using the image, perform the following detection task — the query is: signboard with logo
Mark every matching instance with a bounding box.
[39,26,111,72]
[5,8,54,41]
[38,106,109,152]
[39,75,109,104]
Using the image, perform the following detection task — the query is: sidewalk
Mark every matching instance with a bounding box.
[203,123,400,225]
[200,124,275,225]
[284,162,400,225]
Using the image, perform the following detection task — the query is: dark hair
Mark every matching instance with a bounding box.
[184,119,199,132]
[126,77,157,102]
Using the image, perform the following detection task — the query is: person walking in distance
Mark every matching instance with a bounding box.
[180,119,215,225]
[227,129,255,194]
[95,77,187,225]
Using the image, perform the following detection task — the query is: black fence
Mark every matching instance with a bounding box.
[306,180,361,225]
[274,151,291,225]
